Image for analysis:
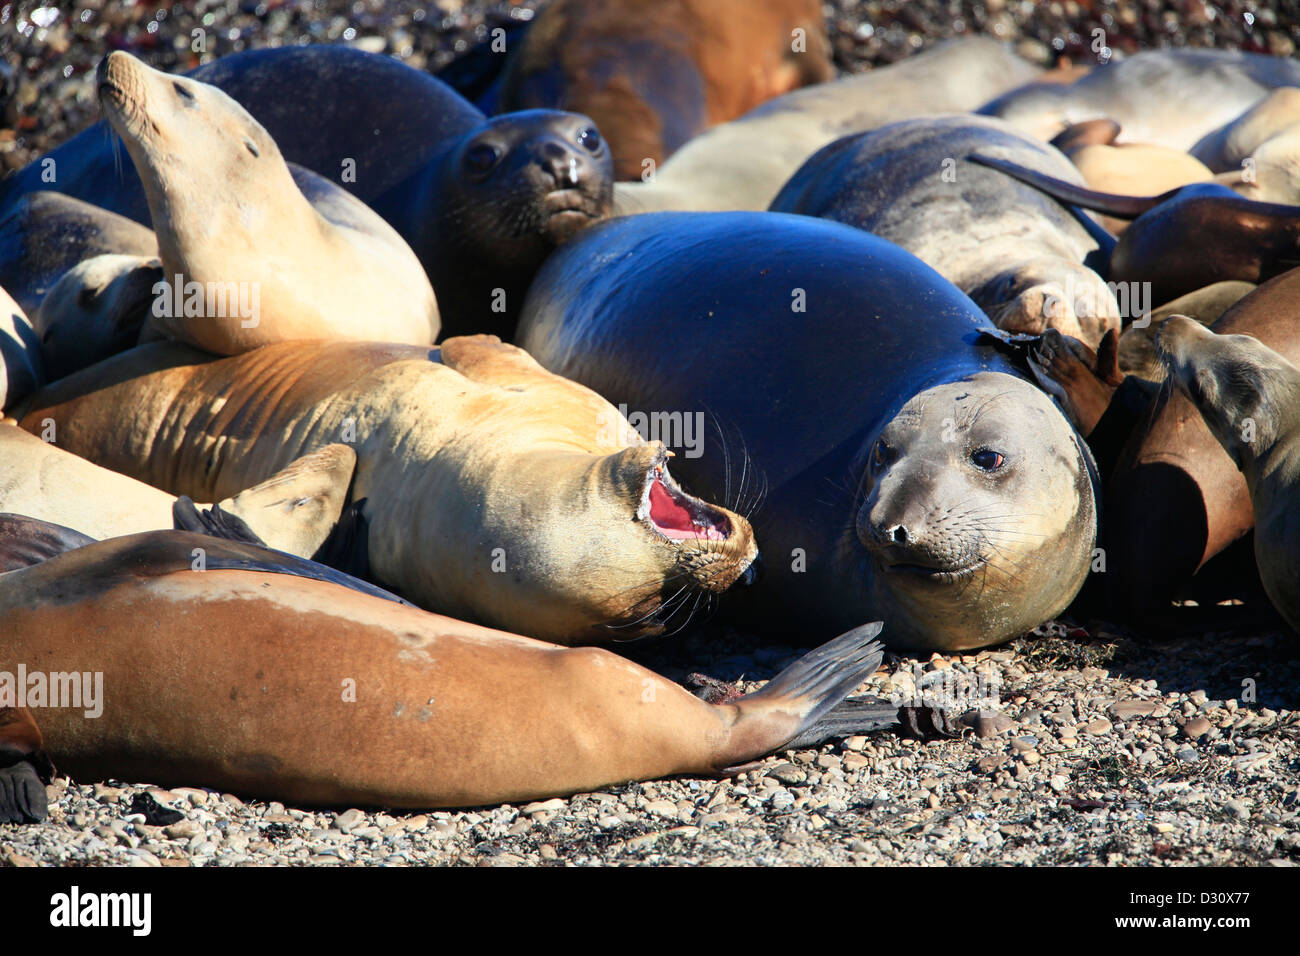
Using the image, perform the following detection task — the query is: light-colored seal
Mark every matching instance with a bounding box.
[0,424,356,558]
[15,335,760,644]
[33,254,162,380]
[517,212,1099,652]
[769,114,1120,346]
[2,46,614,342]
[1192,86,1300,203]
[611,37,1042,214]
[91,51,438,354]
[1156,314,1300,633]
[497,0,832,180]
[1,525,891,808]
[0,286,43,413]
[981,48,1300,151]
[1067,142,1213,235]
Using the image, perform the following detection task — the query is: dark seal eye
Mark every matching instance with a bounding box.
[173,81,196,104]
[971,448,1005,471]
[577,127,601,152]
[871,439,888,469]
[464,143,502,175]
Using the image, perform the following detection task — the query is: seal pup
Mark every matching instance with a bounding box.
[0,424,356,559]
[1,286,43,413]
[969,155,1300,307]
[0,192,157,317]
[1,46,613,342]
[1156,314,1300,633]
[15,336,759,644]
[90,52,438,355]
[518,212,1099,652]
[33,254,163,380]
[497,0,832,181]
[1,523,891,809]
[980,48,1300,152]
[769,114,1120,346]
[611,38,1042,214]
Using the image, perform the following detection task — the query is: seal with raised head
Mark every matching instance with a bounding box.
[15,335,759,645]
[497,0,832,181]
[517,212,1099,652]
[610,37,1042,215]
[0,522,892,810]
[980,48,1300,151]
[1155,313,1300,633]
[769,114,1120,346]
[1,46,614,342]
[0,424,357,559]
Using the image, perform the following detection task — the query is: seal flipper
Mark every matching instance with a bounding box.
[968,152,1175,219]
[715,622,887,770]
[0,708,53,825]
[781,695,900,750]
[0,513,96,572]
[172,496,266,545]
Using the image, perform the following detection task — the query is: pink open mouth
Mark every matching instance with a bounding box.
[645,473,730,542]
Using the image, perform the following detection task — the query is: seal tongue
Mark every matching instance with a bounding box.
[648,477,728,541]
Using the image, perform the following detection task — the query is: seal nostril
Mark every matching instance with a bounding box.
[891,526,909,544]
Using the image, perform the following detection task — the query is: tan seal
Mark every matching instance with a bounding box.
[95,51,438,354]
[16,335,759,644]
[1,526,889,809]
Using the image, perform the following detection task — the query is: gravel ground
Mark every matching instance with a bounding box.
[2,1,1299,866]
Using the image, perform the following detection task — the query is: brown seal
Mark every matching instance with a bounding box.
[1156,314,1300,633]
[497,0,831,181]
[0,524,891,809]
[14,335,759,644]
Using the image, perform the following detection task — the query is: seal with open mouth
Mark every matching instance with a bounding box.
[14,335,758,644]
[0,45,613,343]
[517,212,1098,652]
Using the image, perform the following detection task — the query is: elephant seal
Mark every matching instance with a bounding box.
[15,335,759,644]
[1,46,613,342]
[1,286,42,413]
[969,155,1300,307]
[0,523,892,809]
[0,424,356,559]
[497,0,831,181]
[517,212,1099,652]
[0,191,157,317]
[611,37,1041,214]
[91,52,438,354]
[33,254,163,380]
[1156,315,1300,633]
[769,114,1120,346]
[980,48,1300,152]
[1101,268,1300,620]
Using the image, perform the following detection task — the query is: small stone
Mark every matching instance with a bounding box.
[962,710,1016,738]
[1225,800,1250,821]
[815,754,840,770]
[644,800,678,819]
[164,820,203,841]
[540,844,558,860]
[1182,717,1212,739]
[843,736,868,752]
[976,755,1008,774]
[843,755,869,772]
[1049,775,1068,792]
[402,815,429,832]
[767,763,806,786]
[521,798,566,816]
[1176,748,1198,764]
[221,793,244,809]
[1058,725,1078,740]
[1020,751,1040,766]
[1109,700,1157,720]
[334,808,364,832]
[1085,718,1113,735]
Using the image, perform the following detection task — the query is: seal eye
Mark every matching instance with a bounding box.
[173,81,196,104]
[971,448,1005,471]
[577,127,602,153]
[871,439,888,469]
[464,143,502,175]
[243,138,260,158]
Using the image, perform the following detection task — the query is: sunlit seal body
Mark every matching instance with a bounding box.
[611,37,1041,214]
[1,46,613,341]
[1103,268,1300,619]
[0,524,891,809]
[0,424,356,558]
[1157,314,1300,634]
[15,335,758,644]
[981,48,1300,151]
[517,212,1098,652]
[770,114,1119,346]
[497,0,831,180]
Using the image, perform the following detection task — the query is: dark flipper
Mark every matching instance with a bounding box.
[0,760,48,824]
[172,496,266,546]
[0,513,96,572]
[968,152,1175,219]
[783,695,899,750]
